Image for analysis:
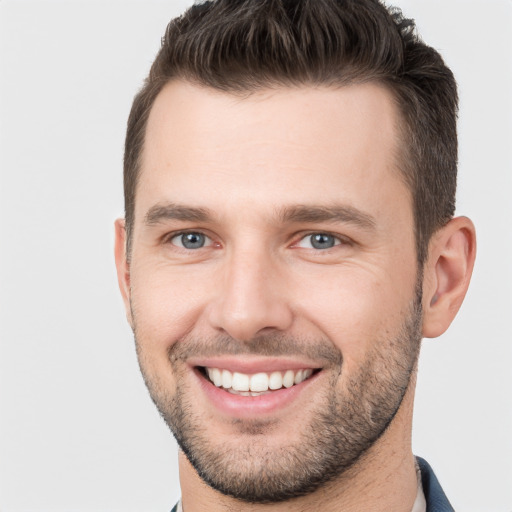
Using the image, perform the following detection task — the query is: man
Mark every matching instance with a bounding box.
[114,0,476,510]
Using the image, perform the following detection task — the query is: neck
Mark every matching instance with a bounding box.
[179,377,418,512]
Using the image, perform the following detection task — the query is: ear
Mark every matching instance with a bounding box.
[422,216,476,338]
[114,218,134,328]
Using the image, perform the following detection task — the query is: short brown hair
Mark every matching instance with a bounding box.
[124,0,458,263]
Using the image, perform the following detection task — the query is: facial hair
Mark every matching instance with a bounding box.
[134,298,422,504]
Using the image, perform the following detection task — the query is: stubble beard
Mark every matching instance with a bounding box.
[134,297,422,504]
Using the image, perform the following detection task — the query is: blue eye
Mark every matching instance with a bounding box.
[171,232,211,249]
[297,233,341,250]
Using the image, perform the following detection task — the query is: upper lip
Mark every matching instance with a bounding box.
[188,356,321,374]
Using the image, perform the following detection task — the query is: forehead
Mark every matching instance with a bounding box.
[137,80,409,223]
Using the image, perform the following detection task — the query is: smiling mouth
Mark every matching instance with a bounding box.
[198,367,318,396]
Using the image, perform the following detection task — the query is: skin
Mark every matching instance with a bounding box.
[115,81,476,511]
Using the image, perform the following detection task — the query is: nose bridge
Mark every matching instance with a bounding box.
[208,241,293,341]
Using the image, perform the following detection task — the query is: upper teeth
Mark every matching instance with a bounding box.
[206,368,313,393]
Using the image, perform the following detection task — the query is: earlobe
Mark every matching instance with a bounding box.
[114,218,133,328]
[422,216,476,338]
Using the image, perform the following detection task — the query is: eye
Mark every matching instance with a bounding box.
[170,232,212,249]
[296,233,342,250]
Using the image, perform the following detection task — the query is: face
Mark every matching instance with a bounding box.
[118,82,422,502]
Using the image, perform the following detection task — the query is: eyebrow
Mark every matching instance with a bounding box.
[143,202,376,231]
[144,203,212,225]
[277,204,376,230]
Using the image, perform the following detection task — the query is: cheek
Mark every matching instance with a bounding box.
[294,266,416,365]
[129,262,212,353]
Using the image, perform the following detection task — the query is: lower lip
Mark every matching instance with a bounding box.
[193,368,320,419]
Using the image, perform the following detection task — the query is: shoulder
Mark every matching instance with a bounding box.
[416,457,455,512]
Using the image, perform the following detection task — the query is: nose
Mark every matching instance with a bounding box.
[207,247,294,342]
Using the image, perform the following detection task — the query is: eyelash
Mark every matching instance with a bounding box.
[164,230,350,252]
[292,232,350,251]
[165,231,214,249]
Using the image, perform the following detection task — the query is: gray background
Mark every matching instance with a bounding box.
[0,1,511,510]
